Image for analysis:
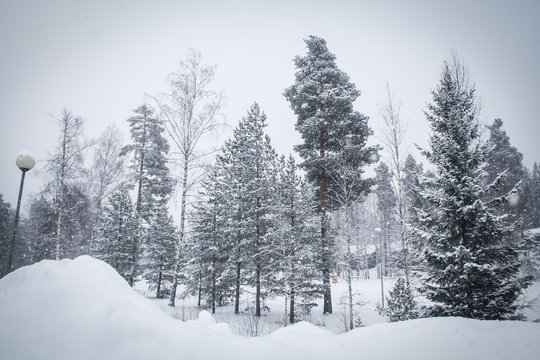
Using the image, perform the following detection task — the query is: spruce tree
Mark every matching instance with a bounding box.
[144,211,177,298]
[284,36,379,314]
[95,188,137,283]
[384,277,417,322]
[402,155,428,269]
[187,166,232,312]
[523,163,540,229]
[485,118,526,221]
[375,162,397,277]
[418,57,532,320]
[27,196,56,263]
[208,103,279,316]
[274,155,321,323]
[234,103,278,317]
[122,104,173,287]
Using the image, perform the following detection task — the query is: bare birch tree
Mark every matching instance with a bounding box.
[88,125,125,253]
[379,85,410,285]
[46,109,92,260]
[329,149,374,331]
[153,50,225,307]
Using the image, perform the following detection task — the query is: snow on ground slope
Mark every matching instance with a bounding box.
[1,256,539,360]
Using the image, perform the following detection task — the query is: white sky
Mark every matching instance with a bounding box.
[1,0,539,212]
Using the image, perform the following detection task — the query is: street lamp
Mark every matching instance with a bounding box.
[374,227,384,309]
[5,152,35,275]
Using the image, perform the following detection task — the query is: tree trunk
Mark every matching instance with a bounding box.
[346,204,354,331]
[55,119,69,261]
[157,256,163,298]
[255,198,261,317]
[235,228,241,314]
[289,195,296,324]
[197,263,202,307]
[169,157,189,307]
[320,131,332,314]
[211,209,217,314]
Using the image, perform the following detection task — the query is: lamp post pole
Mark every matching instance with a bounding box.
[375,227,384,309]
[5,153,35,275]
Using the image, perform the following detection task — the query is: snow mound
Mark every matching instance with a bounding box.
[1,256,539,360]
[188,309,217,326]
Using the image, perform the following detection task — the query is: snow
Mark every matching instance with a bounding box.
[1,256,539,360]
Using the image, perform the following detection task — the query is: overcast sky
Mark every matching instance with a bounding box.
[1,0,539,212]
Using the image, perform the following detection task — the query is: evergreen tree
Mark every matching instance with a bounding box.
[207,103,279,316]
[418,57,532,319]
[485,119,524,195]
[122,104,173,286]
[284,35,379,314]
[144,211,177,298]
[375,162,397,277]
[403,154,425,224]
[523,163,540,229]
[95,188,137,283]
[384,277,418,322]
[188,166,232,312]
[233,103,278,317]
[402,155,428,269]
[274,155,321,323]
[485,118,526,221]
[27,196,56,263]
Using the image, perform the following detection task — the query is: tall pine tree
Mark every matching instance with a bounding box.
[122,104,173,287]
[284,36,379,314]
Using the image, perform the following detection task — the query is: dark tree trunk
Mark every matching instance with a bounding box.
[255,198,261,317]
[211,209,217,314]
[320,131,332,314]
[235,228,241,315]
[156,256,163,298]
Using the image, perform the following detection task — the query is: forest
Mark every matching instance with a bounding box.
[1,36,539,330]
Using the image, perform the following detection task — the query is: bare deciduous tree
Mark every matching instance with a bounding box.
[46,109,92,260]
[88,125,125,253]
[153,50,225,307]
[379,85,410,285]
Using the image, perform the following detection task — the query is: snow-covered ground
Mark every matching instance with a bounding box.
[1,256,539,360]
[138,267,540,335]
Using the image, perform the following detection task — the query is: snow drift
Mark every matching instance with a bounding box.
[0,256,539,360]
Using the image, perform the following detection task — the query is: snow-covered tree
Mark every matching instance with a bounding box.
[525,163,540,228]
[274,155,321,323]
[88,125,125,253]
[122,104,173,286]
[383,277,417,322]
[227,103,278,317]
[418,56,533,320]
[144,211,177,298]
[45,109,92,260]
[95,188,137,283]
[153,50,224,307]
[27,196,56,263]
[375,162,396,277]
[284,35,379,314]
[187,166,232,313]
[379,86,412,284]
[485,118,526,219]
